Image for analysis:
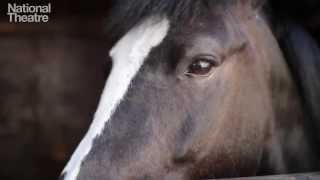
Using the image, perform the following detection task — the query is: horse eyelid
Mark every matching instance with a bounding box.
[195,54,221,65]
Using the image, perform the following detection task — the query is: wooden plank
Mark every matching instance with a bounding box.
[209,172,320,180]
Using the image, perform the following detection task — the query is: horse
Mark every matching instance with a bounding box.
[60,0,320,179]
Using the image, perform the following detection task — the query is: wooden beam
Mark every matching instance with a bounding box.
[209,172,320,180]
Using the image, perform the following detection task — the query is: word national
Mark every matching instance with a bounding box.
[7,3,51,23]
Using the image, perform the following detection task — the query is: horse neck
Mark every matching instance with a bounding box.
[252,17,320,174]
[264,53,316,174]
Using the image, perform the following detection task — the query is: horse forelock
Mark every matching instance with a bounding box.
[60,16,170,180]
[105,0,218,44]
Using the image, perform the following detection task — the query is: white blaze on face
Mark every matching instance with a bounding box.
[61,16,170,180]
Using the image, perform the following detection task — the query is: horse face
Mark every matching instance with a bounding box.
[61,4,279,180]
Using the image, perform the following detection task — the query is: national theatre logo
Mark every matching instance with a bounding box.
[7,3,51,23]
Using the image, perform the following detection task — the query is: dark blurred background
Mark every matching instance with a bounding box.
[0,1,112,180]
[0,1,319,180]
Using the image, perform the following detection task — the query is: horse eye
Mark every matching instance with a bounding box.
[185,56,219,77]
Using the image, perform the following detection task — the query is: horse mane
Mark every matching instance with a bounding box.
[278,22,320,148]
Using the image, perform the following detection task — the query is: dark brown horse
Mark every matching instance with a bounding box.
[60,0,320,179]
